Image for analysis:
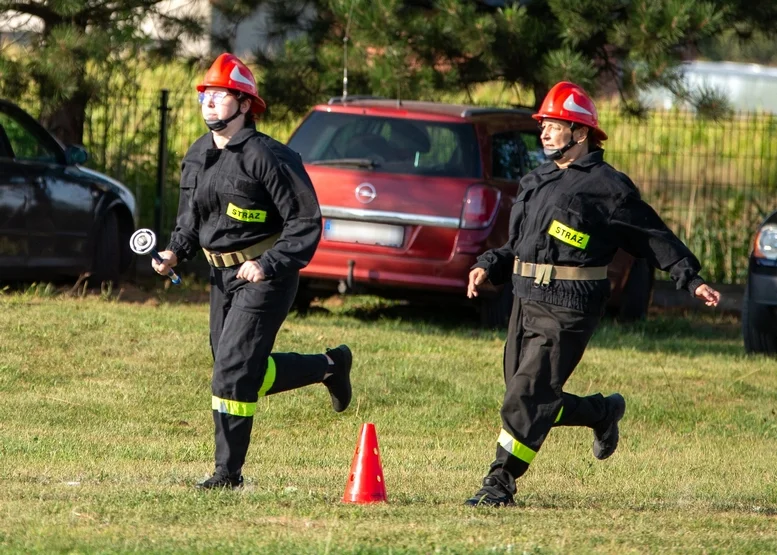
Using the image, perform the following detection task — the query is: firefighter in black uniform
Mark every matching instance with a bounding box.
[464,81,721,507]
[152,53,353,490]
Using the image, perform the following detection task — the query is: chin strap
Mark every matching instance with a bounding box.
[205,105,244,132]
[544,123,580,160]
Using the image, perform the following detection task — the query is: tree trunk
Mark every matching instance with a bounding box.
[39,91,89,146]
[532,84,549,109]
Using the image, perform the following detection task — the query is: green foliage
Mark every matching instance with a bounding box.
[700,28,777,66]
[680,192,761,283]
[600,107,776,283]
[47,64,773,284]
[5,0,777,144]
[204,0,766,119]
[540,47,598,90]
[0,0,205,143]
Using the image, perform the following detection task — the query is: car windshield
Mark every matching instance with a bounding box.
[288,111,482,178]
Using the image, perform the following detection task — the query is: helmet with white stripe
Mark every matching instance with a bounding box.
[532,82,607,141]
[197,53,267,114]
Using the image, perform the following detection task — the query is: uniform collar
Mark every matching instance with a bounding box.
[194,127,258,154]
[224,127,257,149]
[536,148,605,175]
[568,148,604,170]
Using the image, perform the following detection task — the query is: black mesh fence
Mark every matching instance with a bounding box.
[79,90,294,246]
[67,91,777,284]
[600,110,777,283]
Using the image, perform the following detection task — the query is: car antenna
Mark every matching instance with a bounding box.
[341,0,357,102]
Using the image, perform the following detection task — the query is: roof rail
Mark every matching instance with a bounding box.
[460,107,535,117]
[327,95,388,105]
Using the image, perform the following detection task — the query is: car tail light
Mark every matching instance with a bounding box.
[753,223,777,260]
[461,184,501,229]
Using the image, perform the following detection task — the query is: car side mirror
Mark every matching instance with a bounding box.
[64,145,88,165]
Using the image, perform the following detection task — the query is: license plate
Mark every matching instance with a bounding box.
[323,219,404,247]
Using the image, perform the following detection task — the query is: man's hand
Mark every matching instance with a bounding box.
[467,268,488,299]
[152,250,178,276]
[236,260,265,283]
[694,284,721,307]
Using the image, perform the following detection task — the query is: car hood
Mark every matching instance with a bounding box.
[75,166,137,221]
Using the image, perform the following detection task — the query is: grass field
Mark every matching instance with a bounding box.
[0,287,775,554]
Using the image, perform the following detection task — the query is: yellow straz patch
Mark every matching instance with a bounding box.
[548,220,590,249]
[226,203,267,223]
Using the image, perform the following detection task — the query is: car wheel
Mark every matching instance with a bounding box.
[89,210,121,287]
[742,284,777,355]
[480,283,513,329]
[617,257,654,322]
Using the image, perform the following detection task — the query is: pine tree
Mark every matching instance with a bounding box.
[218,0,776,120]
[0,1,203,145]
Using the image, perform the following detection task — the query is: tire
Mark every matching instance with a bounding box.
[617,257,654,322]
[480,283,513,329]
[742,284,777,356]
[89,210,121,287]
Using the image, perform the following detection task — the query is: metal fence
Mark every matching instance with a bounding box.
[599,110,776,283]
[77,91,776,284]
[80,90,294,247]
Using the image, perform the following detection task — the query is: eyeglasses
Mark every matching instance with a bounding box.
[198,91,233,105]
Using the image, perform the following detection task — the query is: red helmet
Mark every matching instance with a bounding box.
[532,81,607,141]
[197,53,267,114]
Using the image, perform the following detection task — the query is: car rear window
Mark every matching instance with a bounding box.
[288,111,482,178]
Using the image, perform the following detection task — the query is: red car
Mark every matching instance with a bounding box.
[287,97,651,326]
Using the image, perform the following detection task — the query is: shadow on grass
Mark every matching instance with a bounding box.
[3,278,746,356]
[309,295,745,355]
[592,309,744,357]
[293,293,494,337]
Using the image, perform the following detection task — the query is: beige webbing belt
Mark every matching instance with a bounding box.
[203,233,281,268]
[513,257,608,286]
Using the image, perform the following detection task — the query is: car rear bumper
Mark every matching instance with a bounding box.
[301,249,478,294]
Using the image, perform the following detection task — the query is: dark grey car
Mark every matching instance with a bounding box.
[0,100,136,284]
[743,209,777,355]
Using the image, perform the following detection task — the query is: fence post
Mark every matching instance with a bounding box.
[155,89,170,244]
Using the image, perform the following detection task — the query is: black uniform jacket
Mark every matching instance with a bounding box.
[167,127,322,280]
[475,149,705,313]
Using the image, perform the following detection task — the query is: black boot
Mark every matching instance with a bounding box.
[195,472,244,490]
[593,393,626,460]
[324,345,352,413]
[464,476,515,507]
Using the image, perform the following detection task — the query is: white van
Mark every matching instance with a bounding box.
[641,60,777,112]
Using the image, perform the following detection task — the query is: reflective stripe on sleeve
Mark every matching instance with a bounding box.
[498,428,537,464]
[258,356,276,397]
[212,396,257,417]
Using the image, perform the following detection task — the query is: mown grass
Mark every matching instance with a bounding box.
[0,288,775,554]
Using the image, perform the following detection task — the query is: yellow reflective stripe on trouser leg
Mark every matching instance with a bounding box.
[257,356,276,397]
[211,397,257,417]
[211,357,277,415]
[498,428,537,464]
[554,406,564,424]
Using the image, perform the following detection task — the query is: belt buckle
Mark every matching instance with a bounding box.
[533,263,553,288]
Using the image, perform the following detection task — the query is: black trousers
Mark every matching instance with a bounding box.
[487,296,608,492]
[208,268,328,475]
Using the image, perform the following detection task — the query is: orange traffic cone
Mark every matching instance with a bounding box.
[342,422,387,503]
